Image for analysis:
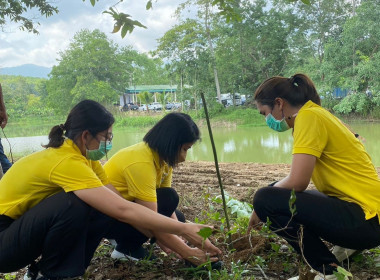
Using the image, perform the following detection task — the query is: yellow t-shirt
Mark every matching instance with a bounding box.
[104,142,172,202]
[0,139,109,219]
[293,101,380,222]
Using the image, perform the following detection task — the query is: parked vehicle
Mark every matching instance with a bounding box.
[173,102,182,109]
[149,102,162,111]
[129,103,139,110]
[165,103,174,110]
[138,104,148,111]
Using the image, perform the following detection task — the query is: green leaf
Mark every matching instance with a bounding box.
[300,0,311,4]
[90,0,96,7]
[121,23,131,38]
[197,227,213,240]
[112,23,122,34]
[146,0,153,10]
[289,189,297,215]
[132,20,147,29]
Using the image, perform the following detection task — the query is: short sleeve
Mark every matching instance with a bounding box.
[123,162,157,202]
[51,156,104,192]
[91,160,110,185]
[293,110,328,158]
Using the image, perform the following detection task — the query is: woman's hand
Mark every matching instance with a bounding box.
[247,211,262,233]
[184,247,219,266]
[181,223,222,256]
[157,240,182,259]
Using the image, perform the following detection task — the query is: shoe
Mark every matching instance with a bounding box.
[288,270,348,280]
[313,275,338,280]
[106,239,117,246]
[111,247,156,261]
[24,263,40,280]
[332,245,358,262]
[24,271,74,280]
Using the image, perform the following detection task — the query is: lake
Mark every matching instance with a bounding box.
[2,121,380,167]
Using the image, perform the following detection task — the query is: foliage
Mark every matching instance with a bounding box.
[333,93,373,116]
[1,0,301,38]
[0,75,54,118]
[114,114,161,128]
[0,0,58,33]
[46,29,125,113]
[138,91,152,112]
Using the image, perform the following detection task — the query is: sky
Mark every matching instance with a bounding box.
[0,0,186,68]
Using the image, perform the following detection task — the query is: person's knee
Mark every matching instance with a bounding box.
[49,192,91,228]
[253,187,280,219]
[157,188,179,206]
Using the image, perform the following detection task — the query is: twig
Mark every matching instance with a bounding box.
[255,264,269,279]
[199,90,231,245]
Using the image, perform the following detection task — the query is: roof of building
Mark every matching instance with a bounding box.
[126,85,177,94]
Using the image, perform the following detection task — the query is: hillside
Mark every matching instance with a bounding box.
[0,64,51,78]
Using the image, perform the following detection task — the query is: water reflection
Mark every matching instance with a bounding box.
[2,122,380,166]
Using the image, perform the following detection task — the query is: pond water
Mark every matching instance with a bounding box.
[2,121,380,166]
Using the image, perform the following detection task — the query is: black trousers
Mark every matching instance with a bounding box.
[105,187,185,253]
[0,192,111,278]
[253,187,380,274]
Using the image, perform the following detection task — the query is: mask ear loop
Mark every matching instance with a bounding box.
[1,127,14,164]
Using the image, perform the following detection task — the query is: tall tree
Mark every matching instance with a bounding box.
[46,29,126,112]
[322,0,380,92]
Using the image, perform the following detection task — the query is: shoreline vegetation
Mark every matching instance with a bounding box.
[7,106,380,133]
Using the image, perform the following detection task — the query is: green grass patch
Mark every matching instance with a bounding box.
[213,107,266,127]
[114,114,163,128]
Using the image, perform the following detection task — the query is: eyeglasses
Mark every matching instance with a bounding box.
[105,132,113,142]
[94,132,113,143]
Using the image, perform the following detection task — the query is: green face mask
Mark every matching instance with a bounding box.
[86,140,112,161]
[265,113,290,132]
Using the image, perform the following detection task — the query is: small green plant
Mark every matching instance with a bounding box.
[333,266,353,280]
[0,274,16,280]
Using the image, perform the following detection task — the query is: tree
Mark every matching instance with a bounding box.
[322,0,380,93]
[46,29,126,112]
[138,91,152,112]
[0,0,58,33]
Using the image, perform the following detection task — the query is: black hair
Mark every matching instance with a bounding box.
[254,73,321,108]
[143,112,200,167]
[44,99,115,148]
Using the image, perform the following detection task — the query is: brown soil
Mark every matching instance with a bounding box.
[2,162,380,280]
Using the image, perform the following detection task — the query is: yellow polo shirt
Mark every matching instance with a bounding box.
[293,101,380,222]
[104,142,172,202]
[0,139,109,219]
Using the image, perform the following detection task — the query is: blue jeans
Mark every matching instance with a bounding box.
[0,138,12,173]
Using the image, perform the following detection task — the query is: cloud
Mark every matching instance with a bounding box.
[0,0,181,68]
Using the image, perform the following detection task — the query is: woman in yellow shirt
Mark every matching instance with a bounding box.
[247,74,380,279]
[0,101,220,280]
[103,113,211,266]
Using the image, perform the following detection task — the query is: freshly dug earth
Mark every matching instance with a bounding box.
[2,162,380,280]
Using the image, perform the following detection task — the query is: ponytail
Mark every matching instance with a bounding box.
[43,100,115,149]
[288,74,321,105]
[254,73,321,107]
[44,124,66,148]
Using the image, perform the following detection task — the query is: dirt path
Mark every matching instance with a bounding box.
[173,161,291,222]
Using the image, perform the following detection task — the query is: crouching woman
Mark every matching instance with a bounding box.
[0,100,221,280]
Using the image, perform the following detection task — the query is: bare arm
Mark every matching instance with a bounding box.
[135,199,219,263]
[274,154,316,192]
[73,186,221,255]
[104,183,122,196]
